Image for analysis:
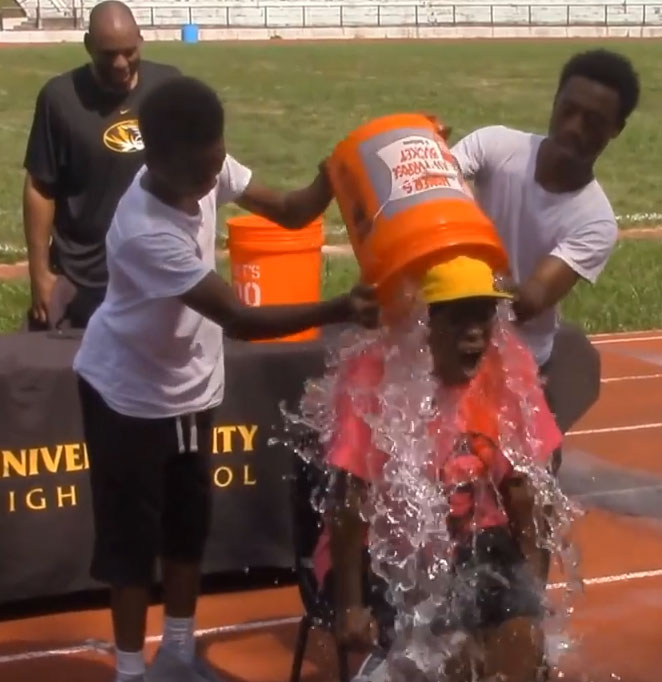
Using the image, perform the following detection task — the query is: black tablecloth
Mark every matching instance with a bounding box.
[0,330,330,605]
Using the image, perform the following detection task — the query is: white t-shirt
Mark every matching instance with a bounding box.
[73,155,253,419]
[451,125,617,366]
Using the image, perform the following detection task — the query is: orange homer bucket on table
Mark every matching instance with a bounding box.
[326,112,508,306]
[226,214,324,343]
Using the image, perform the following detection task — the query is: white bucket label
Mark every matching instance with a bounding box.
[375,135,467,203]
[232,263,262,306]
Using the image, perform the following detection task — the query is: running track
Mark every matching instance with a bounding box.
[2,329,662,682]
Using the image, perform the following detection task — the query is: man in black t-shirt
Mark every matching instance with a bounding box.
[22,0,179,330]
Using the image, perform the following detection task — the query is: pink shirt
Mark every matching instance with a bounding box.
[311,333,562,586]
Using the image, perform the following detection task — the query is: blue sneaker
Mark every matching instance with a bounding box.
[193,654,231,682]
[146,647,203,682]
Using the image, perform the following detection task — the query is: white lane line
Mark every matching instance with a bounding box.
[589,329,662,340]
[0,615,301,664]
[577,483,662,500]
[547,567,662,590]
[592,334,662,345]
[168,615,300,641]
[3,566,662,665]
[567,422,662,436]
[601,373,662,383]
[0,641,112,664]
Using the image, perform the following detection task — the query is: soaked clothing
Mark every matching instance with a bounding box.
[321,526,543,647]
[313,331,560,632]
[438,526,545,631]
[312,332,561,587]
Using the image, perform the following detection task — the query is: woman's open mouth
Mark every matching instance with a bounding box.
[458,349,485,375]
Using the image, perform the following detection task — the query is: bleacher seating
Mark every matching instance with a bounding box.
[12,0,662,29]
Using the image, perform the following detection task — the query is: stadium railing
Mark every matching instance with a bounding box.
[20,0,662,29]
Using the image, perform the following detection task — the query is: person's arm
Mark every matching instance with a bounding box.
[23,175,57,324]
[23,84,63,325]
[328,471,375,650]
[118,230,379,339]
[330,472,366,610]
[450,125,506,181]
[181,270,377,340]
[511,256,580,323]
[503,476,551,583]
[324,352,384,649]
[512,218,618,324]
[234,161,333,229]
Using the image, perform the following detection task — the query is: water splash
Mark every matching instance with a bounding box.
[283,295,584,681]
[488,304,584,661]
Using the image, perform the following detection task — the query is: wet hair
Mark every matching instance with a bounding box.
[557,49,640,124]
[138,76,224,157]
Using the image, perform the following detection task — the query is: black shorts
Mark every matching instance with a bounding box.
[323,527,543,648]
[438,526,545,633]
[78,377,214,587]
[540,322,602,475]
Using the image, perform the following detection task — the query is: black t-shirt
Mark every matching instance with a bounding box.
[23,60,180,289]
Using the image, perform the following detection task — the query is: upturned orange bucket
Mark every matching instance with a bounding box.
[227,214,324,343]
[327,112,508,304]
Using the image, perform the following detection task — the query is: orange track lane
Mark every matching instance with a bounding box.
[2,332,662,682]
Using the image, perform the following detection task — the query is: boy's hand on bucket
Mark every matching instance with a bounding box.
[345,283,380,329]
[421,112,453,141]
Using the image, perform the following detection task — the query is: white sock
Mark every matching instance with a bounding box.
[115,648,146,681]
[162,615,196,664]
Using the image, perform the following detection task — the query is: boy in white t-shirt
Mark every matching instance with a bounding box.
[73,76,378,682]
[451,49,640,461]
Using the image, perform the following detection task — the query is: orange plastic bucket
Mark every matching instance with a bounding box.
[327,112,508,304]
[227,214,324,343]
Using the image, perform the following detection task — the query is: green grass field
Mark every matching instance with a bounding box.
[1,40,661,333]
[2,238,661,334]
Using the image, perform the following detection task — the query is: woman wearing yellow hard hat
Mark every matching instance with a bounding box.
[310,250,562,682]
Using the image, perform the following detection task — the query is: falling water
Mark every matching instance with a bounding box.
[282,294,584,682]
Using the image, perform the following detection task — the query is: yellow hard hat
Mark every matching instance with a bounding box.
[420,254,513,305]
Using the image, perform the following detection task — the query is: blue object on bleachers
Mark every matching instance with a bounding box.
[181,23,200,43]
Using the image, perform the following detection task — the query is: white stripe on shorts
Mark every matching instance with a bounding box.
[175,417,185,454]
[189,414,198,453]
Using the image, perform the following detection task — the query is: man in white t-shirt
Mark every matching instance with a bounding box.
[73,76,378,682]
[451,49,640,464]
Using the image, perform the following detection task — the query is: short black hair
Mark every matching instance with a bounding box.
[139,76,224,156]
[558,49,640,124]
